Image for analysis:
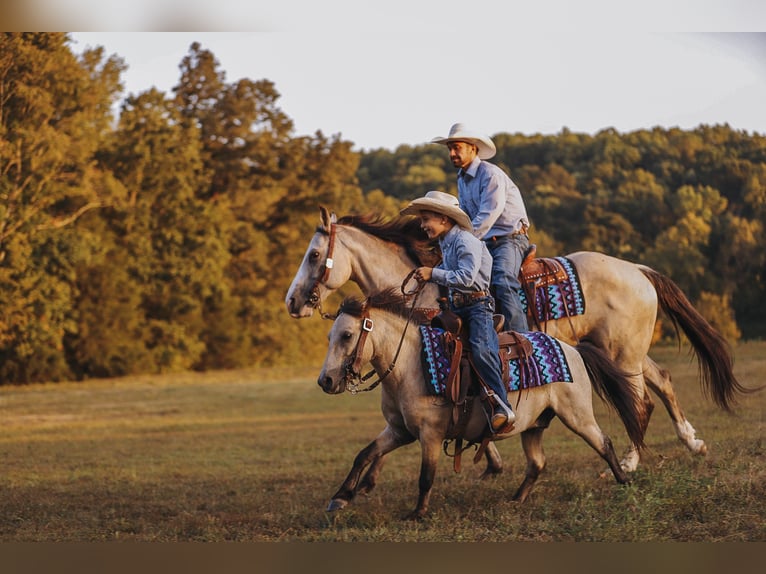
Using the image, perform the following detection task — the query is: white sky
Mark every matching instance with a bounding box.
[62,1,766,151]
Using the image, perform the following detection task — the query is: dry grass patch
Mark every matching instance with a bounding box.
[1,343,764,541]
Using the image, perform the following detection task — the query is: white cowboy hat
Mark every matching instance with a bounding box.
[400,190,473,231]
[430,123,497,160]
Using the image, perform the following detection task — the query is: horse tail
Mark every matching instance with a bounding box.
[576,340,647,451]
[639,266,757,411]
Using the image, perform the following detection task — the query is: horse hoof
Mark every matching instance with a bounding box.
[326,499,348,512]
[694,441,708,456]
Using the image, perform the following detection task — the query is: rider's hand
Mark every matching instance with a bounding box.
[415,267,433,282]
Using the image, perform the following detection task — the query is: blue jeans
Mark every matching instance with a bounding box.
[485,234,530,332]
[452,297,508,406]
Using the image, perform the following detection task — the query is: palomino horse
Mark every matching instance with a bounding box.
[317,290,646,519]
[286,207,748,473]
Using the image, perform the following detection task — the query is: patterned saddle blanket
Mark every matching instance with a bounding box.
[519,255,585,326]
[420,327,573,397]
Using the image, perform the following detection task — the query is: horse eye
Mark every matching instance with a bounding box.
[341,331,353,341]
[309,249,321,262]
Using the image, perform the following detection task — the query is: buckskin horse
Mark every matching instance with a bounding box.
[317,290,646,519]
[286,207,749,474]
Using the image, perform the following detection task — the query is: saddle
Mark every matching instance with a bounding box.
[518,244,571,330]
[430,307,533,471]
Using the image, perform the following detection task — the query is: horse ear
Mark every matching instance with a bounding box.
[319,205,337,230]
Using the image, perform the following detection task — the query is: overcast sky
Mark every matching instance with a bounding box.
[62,2,766,151]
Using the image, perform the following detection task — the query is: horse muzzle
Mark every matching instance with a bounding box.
[286,296,316,318]
[317,374,346,395]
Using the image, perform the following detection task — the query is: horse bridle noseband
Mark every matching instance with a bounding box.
[306,221,337,319]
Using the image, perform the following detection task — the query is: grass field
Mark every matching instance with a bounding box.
[0,341,763,542]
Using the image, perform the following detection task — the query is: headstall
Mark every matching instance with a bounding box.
[307,220,337,320]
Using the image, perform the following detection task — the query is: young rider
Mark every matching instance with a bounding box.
[402,190,515,432]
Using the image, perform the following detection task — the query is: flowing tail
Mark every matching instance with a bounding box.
[576,340,646,451]
[640,266,759,411]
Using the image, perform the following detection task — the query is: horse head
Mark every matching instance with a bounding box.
[317,307,374,395]
[285,206,351,318]
[317,289,416,396]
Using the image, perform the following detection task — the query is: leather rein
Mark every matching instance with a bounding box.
[341,269,425,395]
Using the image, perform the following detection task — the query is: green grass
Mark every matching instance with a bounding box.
[0,343,763,541]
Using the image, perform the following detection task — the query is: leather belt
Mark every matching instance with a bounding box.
[450,290,489,308]
[486,226,528,242]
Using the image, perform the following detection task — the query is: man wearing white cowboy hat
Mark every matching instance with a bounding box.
[402,190,515,432]
[431,123,530,333]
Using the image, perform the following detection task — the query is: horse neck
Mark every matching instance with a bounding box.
[338,225,441,305]
[367,309,425,398]
[338,225,421,292]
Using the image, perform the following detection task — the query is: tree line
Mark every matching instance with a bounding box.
[1,33,764,384]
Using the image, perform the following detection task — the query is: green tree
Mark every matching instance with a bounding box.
[0,33,124,382]
[95,88,231,373]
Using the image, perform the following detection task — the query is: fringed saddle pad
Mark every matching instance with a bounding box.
[519,256,585,323]
[419,326,573,396]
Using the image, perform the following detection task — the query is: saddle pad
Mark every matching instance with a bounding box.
[419,326,573,396]
[519,256,585,323]
[507,331,573,391]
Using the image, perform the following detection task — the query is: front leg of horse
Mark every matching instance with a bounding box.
[480,442,504,479]
[405,434,442,521]
[327,426,405,512]
[357,432,416,496]
[512,428,547,503]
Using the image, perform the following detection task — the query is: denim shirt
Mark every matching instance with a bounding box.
[458,157,530,239]
[430,225,492,293]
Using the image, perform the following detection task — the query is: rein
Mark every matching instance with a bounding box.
[307,221,338,320]
[342,269,426,395]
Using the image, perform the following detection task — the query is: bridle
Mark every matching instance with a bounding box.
[340,270,425,394]
[306,221,338,320]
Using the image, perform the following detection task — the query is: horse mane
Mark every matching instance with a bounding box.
[334,213,441,267]
[338,287,413,321]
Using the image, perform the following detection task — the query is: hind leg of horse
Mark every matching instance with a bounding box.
[512,428,547,503]
[643,356,707,455]
[556,406,631,484]
[327,426,413,512]
[616,385,654,473]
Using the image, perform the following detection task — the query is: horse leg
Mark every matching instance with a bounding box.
[643,356,707,455]
[480,442,504,479]
[406,432,443,521]
[356,429,502,496]
[616,386,654,473]
[327,425,412,512]
[557,411,630,485]
[356,456,386,496]
[512,428,547,503]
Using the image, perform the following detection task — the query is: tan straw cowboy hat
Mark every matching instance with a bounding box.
[400,191,473,231]
[430,123,497,160]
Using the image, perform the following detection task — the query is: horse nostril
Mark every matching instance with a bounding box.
[318,376,330,389]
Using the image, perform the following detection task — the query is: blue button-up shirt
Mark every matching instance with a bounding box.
[430,225,492,293]
[458,157,530,239]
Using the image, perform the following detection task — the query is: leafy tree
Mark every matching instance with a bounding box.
[95,88,231,373]
[0,33,124,382]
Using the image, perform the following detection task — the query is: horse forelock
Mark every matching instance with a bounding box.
[336,213,439,266]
